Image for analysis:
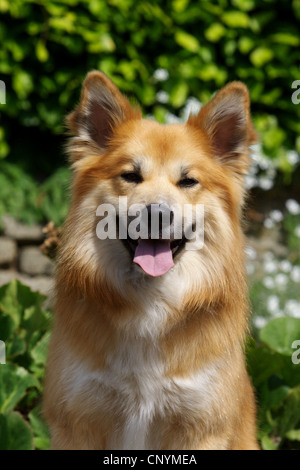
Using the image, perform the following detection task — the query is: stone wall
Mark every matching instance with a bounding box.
[0,215,54,297]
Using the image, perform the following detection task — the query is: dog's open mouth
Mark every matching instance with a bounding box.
[121,236,187,277]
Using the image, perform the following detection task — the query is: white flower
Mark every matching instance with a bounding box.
[279,260,292,273]
[264,218,275,229]
[285,300,300,318]
[295,226,300,238]
[263,276,275,289]
[253,316,268,329]
[291,266,300,283]
[267,295,280,314]
[269,210,283,223]
[274,273,288,288]
[264,259,278,273]
[286,150,300,166]
[156,91,169,104]
[181,97,202,121]
[153,68,169,81]
[259,177,273,191]
[245,175,258,189]
[286,199,300,215]
[164,112,181,124]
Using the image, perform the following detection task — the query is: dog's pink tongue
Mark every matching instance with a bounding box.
[133,239,174,277]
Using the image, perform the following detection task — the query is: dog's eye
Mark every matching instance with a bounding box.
[121,172,143,184]
[177,178,199,188]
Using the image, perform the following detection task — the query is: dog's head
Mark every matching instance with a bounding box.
[62,71,256,301]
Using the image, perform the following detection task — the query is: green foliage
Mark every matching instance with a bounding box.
[0,161,70,227]
[247,318,300,450]
[0,280,51,450]
[0,0,299,176]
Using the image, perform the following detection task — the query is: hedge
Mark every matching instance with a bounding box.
[0,0,299,177]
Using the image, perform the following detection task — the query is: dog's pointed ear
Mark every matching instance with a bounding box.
[67,71,141,151]
[188,82,257,174]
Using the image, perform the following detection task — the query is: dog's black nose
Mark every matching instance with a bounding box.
[143,202,174,239]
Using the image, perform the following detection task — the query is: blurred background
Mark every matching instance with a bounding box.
[0,0,300,451]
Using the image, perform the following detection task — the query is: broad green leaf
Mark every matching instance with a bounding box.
[285,429,300,441]
[0,363,38,413]
[259,317,300,356]
[0,280,46,328]
[22,305,50,341]
[260,434,279,451]
[34,437,50,450]
[267,385,290,409]
[280,355,300,388]
[277,386,300,436]
[31,331,50,365]
[0,411,33,450]
[6,333,26,358]
[29,406,50,450]
[246,345,282,387]
[0,314,14,341]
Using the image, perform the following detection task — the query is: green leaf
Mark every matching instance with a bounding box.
[0,314,14,342]
[277,386,300,436]
[285,429,300,441]
[260,434,279,450]
[0,363,38,413]
[205,23,225,42]
[29,406,50,450]
[31,331,50,365]
[271,33,300,47]
[250,47,274,67]
[12,70,33,99]
[169,81,188,107]
[175,30,200,52]
[34,437,50,450]
[36,40,49,62]
[0,280,46,329]
[268,385,290,409]
[22,305,50,342]
[6,333,26,359]
[259,317,300,356]
[247,345,282,387]
[222,11,250,28]
[0,411,33,450]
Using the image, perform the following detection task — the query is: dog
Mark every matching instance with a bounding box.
[43,70,259,450]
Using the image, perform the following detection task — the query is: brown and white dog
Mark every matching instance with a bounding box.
[43,71,259,450]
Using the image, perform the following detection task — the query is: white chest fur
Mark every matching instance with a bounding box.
[62,329,222,450]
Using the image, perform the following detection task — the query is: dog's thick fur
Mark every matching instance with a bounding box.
[43,71,259,450]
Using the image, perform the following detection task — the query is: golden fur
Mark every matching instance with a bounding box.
[43,71,259,450]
